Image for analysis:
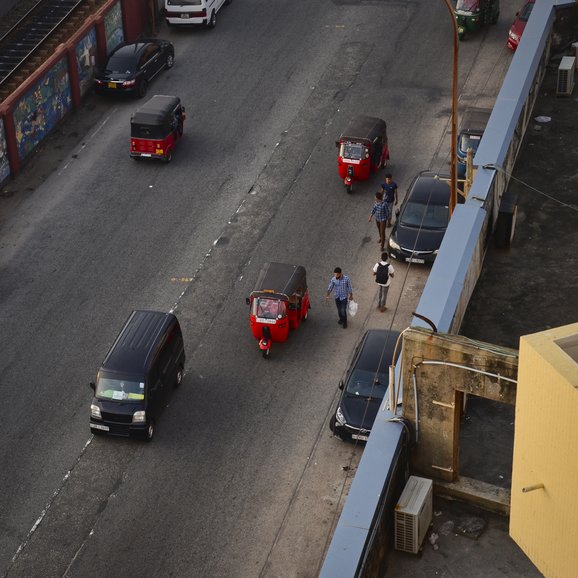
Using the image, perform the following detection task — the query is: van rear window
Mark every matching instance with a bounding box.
[96,378,144,401]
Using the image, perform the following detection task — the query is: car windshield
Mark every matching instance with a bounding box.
[346,369,388,399]
[106,56,135,75]
[520,2,534,21]
[456,0,479,11]
[251,297,286,320]
[400,199,449,229]
[96,377,144,401]
[459,133,482,154]
[340,143,366,161]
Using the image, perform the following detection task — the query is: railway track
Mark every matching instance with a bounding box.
[0,0,85,87]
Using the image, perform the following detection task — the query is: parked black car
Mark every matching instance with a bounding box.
[330,329,400,442]
[94,40,174,98]
[388,171,462,264]
[90,310,185,441]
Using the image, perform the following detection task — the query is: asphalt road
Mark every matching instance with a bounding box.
[0,1,518,576]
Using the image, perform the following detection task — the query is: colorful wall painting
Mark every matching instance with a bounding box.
[13,57,72,161]
[0,117,10,183]
[76,27,98,97]
[105,2,124,56]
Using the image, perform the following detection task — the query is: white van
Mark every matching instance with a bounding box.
[164,0,231,28]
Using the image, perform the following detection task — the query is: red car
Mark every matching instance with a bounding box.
[507,0,535,51]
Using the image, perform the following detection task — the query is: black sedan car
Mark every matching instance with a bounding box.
[94,40,174,98]
[388,171,462,265]
[330,329,400,442]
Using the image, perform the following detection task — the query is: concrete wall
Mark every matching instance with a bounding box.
[511,323,578,578]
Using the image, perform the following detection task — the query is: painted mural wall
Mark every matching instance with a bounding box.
[0,118,10,182]
[76,27,98,97]
[105,2,124,55]
[13,58,72,161]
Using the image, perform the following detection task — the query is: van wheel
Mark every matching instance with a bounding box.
[145,421,155,442]
[207,10,216,28]
[225,0,232,5]
[329,415,336,433]
[175,368,183,388]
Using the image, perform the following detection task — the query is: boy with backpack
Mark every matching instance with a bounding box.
[373,252,395,312]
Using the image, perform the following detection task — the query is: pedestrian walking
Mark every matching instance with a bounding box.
[373,252,394,312]
[325,267,353,329]
[381,173,398,227]
[368,191,389,251]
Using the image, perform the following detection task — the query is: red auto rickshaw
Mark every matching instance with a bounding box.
[336,115,389,193]
[130,95,185,162]
[246,262,310,358]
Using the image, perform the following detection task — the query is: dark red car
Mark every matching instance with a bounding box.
[507,0,535,51]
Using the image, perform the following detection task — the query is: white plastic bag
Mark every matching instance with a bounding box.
[348,299,358,317]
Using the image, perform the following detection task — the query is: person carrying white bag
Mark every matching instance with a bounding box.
[325,267,354,329]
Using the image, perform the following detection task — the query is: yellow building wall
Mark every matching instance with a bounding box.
[511,323,578,578]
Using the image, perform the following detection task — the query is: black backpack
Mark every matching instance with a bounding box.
[375,262,390,284]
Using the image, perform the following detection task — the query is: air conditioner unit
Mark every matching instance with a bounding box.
[556,56,575,96]
[394,476,433,554]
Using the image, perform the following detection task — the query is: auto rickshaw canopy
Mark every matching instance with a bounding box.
[250,262,307,302]
[338,115,387,147]
[131,95,182,139]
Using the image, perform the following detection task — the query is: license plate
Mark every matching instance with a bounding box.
[140,153,152,157]
[406,257,425,264]
[257,317,276,324]
[108,82,116,89]
[90,423,110,431]
[181,13,189,18]
[352,433,369,441]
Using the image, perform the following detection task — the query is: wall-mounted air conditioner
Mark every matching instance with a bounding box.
[394,476,433,554]
[556,56,575,96]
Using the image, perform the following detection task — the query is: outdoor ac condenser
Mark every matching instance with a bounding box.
[394,476,433,554]
[556,56,575,96]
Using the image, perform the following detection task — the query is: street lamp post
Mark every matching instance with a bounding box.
[442,0,459,215]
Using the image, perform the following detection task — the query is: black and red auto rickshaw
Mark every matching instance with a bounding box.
[130,95,185,162]
[247,262,310,358]
[336,115,389,193]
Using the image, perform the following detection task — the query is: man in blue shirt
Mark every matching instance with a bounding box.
[325,267,354,329]
[368,191,389,251]
[381,173,398,227]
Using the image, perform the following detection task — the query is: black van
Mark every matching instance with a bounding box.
[90,310,185,441]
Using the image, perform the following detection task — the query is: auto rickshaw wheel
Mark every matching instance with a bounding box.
[303,309,308,321]
[345,184,352,194]
[164,149,173,163]
[262,348,270,359]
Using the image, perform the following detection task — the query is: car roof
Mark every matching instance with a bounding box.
[111,42,154,59]
[353,330,400,374]
[101,310,176,376]
[408,172,451,205]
